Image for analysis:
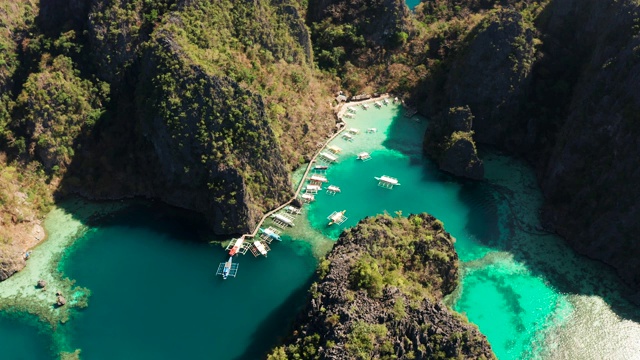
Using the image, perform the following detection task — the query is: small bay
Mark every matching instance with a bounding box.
[1,103,639,359]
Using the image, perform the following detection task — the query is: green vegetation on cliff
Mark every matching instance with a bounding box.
[269,214,494,359]
[14,55,108,172]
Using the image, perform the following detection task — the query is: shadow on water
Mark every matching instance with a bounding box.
[454,153,640,323]
[379,107,640,323]
[233,274,317,360]
[56,197,225,245]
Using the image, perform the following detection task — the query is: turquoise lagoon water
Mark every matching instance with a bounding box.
[0,312,53,359]
[1,205,317,360]
[304,103,640,359]
[405,0,421,10]
[2,103,640,359]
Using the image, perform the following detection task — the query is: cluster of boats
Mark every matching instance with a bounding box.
[218,97,400,280]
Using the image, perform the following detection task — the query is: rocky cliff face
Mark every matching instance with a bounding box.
[135,30,291,233]
[0,246,25,282]
[425,106,484,179]
[444,8,536,145]
[424,0,640,299]
[1,0,336,281]
[536,0,640,297]
[270,214,494,360]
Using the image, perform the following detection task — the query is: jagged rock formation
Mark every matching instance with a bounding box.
[425,106,484,179]
[135,30,290,233]
[0,0,337,280]
[444,8,536,144]
[535,0,640,298]
[0,246,25,282]
[269,214,494,360]
[422,0,640,299]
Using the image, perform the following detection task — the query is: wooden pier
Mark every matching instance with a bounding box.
[229,94,391,254]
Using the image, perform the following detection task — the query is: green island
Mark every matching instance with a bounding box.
[1,0,640,358]
[269,213,494,360]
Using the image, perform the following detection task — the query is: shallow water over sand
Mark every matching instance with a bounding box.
[302,103,640,359]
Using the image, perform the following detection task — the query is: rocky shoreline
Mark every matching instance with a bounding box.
[269,214,494,359]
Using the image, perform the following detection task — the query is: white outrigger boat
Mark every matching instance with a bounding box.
[216,257,239,279]
[375,175,400,189]
[357,152,371,161]
[327,210,348,226]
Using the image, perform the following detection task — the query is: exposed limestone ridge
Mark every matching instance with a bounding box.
[425,106,484,180]
[269,214,495,360]
[136,30,291,234]
[445,8,537,145]
[536,0,640,299]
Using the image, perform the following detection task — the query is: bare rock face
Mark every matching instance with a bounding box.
[536,0,640,298]
[425,106,484,180]
[0,246,26,282]
[445,9,536,145]
[37,280,47,289]
[56,295,67,307]
[439,137,484,180]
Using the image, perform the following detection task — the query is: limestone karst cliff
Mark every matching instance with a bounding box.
[269,214,495,360]
[423,0,640,298]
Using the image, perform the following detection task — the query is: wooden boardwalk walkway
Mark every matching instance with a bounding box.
[237,94,390,241]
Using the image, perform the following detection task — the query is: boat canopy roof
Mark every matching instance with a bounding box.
[274,213,293,224]
[310,175,328,182]
[379,175,399,184]
[320,152,338,161]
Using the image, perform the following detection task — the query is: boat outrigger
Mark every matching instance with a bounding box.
[227,237,245,256]
[375,175,401,189]
[272,213,295,227]
[260,227,282,242]
[309,174,328,183]
[216,257,239,279]
[327,210,348,226]
[319,152,338,162]
[327,185,341,195]
[251,240,270,257]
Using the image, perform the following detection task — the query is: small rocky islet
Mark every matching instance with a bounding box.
[269,214,494,360]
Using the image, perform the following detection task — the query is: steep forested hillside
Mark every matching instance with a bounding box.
[0,0,337,275]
